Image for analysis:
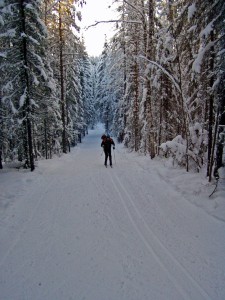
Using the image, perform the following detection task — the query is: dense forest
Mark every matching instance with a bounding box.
[0,0,224,182]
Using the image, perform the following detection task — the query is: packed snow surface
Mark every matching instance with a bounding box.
[0,125,225,300]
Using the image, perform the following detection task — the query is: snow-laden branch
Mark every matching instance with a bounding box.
[139,55,181,94]
[192,41,216,73]
[0,51,7,58]
[0,28,16,38]
[86,19,141,30]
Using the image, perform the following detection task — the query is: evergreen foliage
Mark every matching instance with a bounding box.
[0,0,96,170]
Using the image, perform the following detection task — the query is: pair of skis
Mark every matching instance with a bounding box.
[105,165,113,168]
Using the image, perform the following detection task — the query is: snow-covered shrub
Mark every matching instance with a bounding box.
[159,123,208,171]
[214,125,225,178]
[124,131,131,148]
[160,135,187,167]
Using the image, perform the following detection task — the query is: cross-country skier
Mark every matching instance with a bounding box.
[101,134,115,167]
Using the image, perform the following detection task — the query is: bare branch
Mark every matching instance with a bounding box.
[85,19,142,30]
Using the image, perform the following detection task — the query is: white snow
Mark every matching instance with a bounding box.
[25,3,34,11]
[212,76,220,90]
[0,28,16,38]
[188,3,196,21]
[0,51,7,58]
[200,20,215,39]
[0,124,225,300]
[217,49,225,56]
[192,41,215,73]
[187,25,197,33]
[19,87,27,108]
[0,14,4,26]
[0,0,5,7]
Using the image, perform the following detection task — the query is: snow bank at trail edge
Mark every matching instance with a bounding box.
[152,156,225,223]
[119,149,225,223]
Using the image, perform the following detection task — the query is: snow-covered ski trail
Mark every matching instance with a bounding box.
[108,169,210,300]
[0,125,225,300]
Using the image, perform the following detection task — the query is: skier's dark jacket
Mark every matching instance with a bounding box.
[101,136,115,152]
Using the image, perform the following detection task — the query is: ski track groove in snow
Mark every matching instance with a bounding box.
[107,168,211,300]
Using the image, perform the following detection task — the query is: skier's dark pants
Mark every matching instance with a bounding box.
[104,150,112,166]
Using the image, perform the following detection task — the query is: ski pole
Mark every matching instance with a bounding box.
[113,148,116,165]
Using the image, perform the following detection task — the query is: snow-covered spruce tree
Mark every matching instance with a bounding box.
[109,0,129,142]
[93,31,126,140]
[119,0,145,151]
[139,0,156,157]
[0,0,54,170]
[0,75,9,169]
[101,45,122,137]
[33,0,62,160]
[197,0,225,180]
[152,1,208,171]
[108,41,125,141]
[155,1,195,170]
[171,0,225,175]
[214,0,225,179]
[65,40,82,148]
[153,0,224,176]
[77,41,96,136]
[155,1,183,156]
[89,56,99,129]
[0,3,11,168]
[45,0,84,154]
[66,39,95,147]
[62,27,86,150]
[95,38,111,133]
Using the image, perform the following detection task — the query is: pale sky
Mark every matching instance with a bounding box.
[79,0,118,57]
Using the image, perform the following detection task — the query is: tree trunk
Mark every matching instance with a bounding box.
[20,0,34,171]
[0,150,2,169]
[134,40,139,152]
[147,0,155,158]
[122,0,127,129]
[44,119,48,159]
[59,1,67,154]
[207,31,215,180]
